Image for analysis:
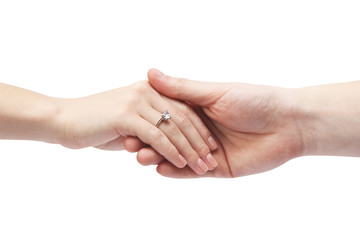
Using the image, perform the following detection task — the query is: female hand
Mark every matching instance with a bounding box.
[54,81,218,175]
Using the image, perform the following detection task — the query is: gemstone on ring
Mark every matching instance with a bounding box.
[162,110,171,120]
[155,110,171,128]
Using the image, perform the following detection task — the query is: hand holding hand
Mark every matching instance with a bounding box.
[132,69,305,178]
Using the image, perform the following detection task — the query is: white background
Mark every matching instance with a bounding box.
[1,0,360,239]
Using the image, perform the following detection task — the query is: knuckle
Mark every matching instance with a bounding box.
[179,102,192,113]
[197,143,210,157]
[149,128,164,140]
[131,81,150,94]
[177,113,192,127]
[180,104,197,119]
[166,121,180,135]
[181,147,199,162]
[127,93,140,103]
[124,95,140,110]
[187,152,200,164]
[167,145,178,157]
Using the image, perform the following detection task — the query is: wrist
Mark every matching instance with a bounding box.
[31,96,63,144]
[48,97,80,148]
[291,87,323,156]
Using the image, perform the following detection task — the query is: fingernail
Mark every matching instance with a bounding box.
[197,158,208,174]
[206,153,218,168]
[208,136,218,150]
[178,154,187,168]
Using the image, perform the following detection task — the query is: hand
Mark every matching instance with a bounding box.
[130,69,305,178]
[54,81,219,175]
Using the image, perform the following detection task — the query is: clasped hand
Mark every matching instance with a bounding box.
[123,69,305,178]
[51,68,307,178]
[3,69,355,178]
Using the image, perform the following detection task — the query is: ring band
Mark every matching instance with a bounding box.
[156,110,171,128]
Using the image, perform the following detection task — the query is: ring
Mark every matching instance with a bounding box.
[155,110,171,128]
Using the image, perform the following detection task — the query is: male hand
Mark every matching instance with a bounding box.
[126,69,305,178]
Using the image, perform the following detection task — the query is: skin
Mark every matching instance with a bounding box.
[0,81,219,175]
[129,69,360,178]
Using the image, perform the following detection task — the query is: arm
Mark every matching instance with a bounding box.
[0,83,59,143]
[297,81,360,157]
[131,69,360,178]
[0,82,219,175]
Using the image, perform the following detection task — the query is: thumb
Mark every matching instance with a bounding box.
[147,68,221,106]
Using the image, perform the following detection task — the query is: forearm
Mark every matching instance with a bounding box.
[0,83,60,143]
[296,81,360,157]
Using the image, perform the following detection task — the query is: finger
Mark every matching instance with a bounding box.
[156,161,214,178]
[142,107,209,175]
[161,95,219,151]
[137,147,164,166]
[150,99,218,170]
[124,136,147,152]
[147,68,223,106]
[126,117,187,169]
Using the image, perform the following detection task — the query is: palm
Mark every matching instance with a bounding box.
[199,84,303,177]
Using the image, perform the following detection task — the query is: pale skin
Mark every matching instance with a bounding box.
[128,69,360,178]
[0,81,219,175]
[2,72,360,179]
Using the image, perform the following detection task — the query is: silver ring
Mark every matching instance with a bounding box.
[156,110,171,128]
